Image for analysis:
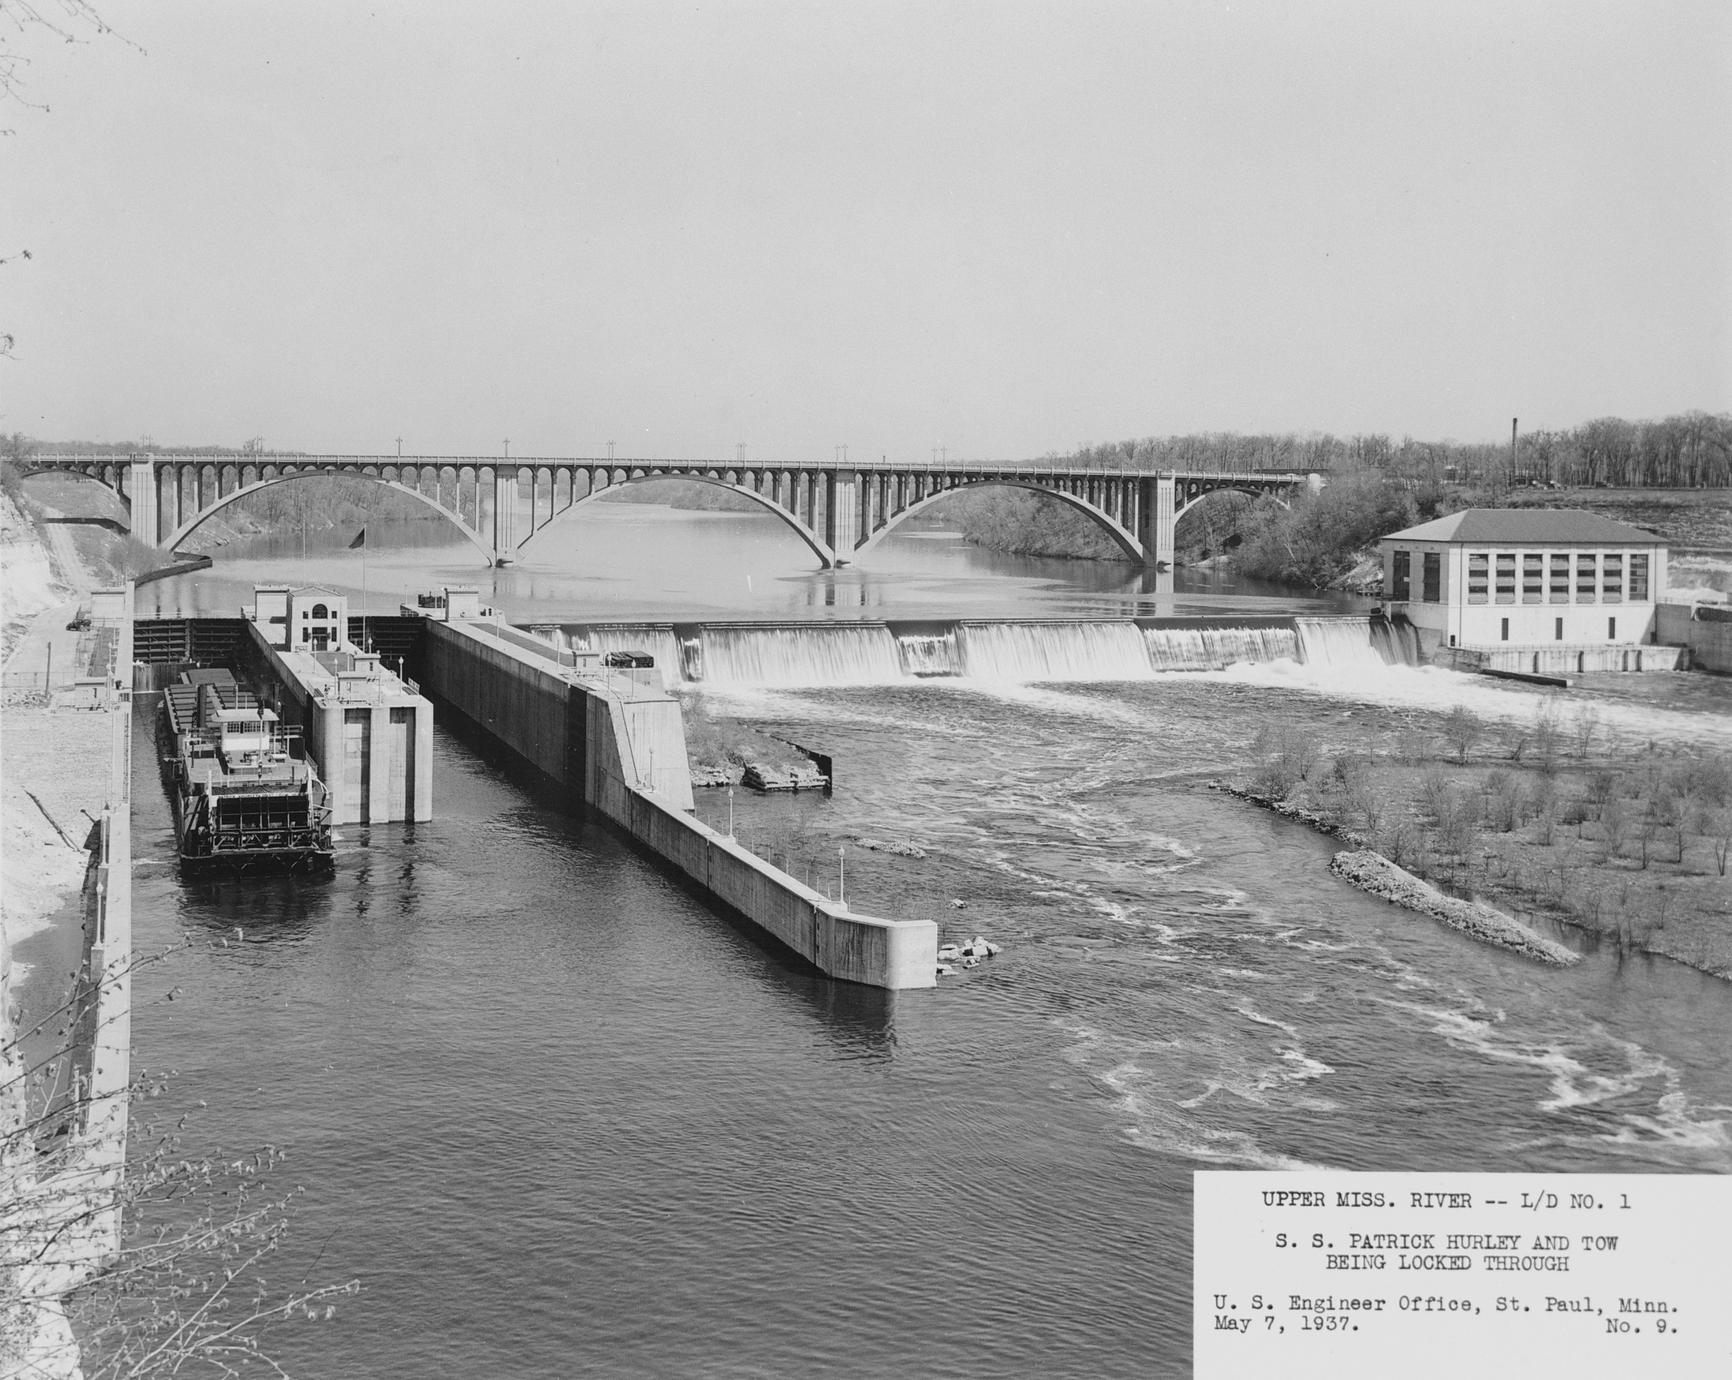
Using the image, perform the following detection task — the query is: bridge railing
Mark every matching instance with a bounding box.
[29,452,1316,481]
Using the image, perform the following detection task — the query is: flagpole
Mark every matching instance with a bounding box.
[352,526,368,653]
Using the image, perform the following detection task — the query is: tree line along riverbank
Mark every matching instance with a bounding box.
[942,475,1732,592]
[1230,700,1732,978]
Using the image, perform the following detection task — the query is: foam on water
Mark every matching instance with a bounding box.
[1370,994,1731,1156]
[1058,1021,1332,1171]
[1214,657,1732,750]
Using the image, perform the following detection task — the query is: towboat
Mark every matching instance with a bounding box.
[160,669,334,872]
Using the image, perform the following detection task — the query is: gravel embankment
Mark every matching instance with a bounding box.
[1328,848,1579,966]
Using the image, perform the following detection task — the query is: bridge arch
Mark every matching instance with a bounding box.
[1172,481,1293,522]
[1171,485,1274,548]
[512,472,838,567]
[161,471,497,564]
[850,480,1146,564]
[16,464,131,519]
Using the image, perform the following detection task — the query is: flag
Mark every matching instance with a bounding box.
[349,528,367,549]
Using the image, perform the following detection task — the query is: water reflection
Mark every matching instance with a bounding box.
[176,871,335,940]
[146,503,1370,625]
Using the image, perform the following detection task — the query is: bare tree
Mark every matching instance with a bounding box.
[1600,794,1631,864]
[1531,698,1562,775]
[1483,769,1523,832]
[2,3,141,131]
[1701,804,1732,878]
[3,952,356,1377]
[1442,705,1482,764]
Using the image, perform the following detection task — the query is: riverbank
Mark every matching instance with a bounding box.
[2,497,109,991]
[1,707,114,1000]
[1229,703,1732,979]
[2,594,117,1380]
[1213,782,1577,964]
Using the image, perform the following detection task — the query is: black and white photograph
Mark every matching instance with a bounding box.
[3,3,1729,1376]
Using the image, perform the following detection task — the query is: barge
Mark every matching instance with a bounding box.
[161,669,334,871]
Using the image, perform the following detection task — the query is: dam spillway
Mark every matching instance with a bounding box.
[534,614,1416,689]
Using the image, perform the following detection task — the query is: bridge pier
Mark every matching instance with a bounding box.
[126,458,159,545]
[1129,475,1177,570]
[1154,475,1176,568]
[825,471,858,564]
[492,468,518,565]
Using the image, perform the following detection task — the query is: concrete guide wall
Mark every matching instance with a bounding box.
[419,615,936,989]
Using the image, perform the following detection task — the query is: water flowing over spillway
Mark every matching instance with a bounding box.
[958,620,1155,682]
[688,623,907,687]
[1144,623,1301,671]
[559,622,684,674]
[1294,614,1421,667]
[893,626,964,678]
[557,615,1413,687]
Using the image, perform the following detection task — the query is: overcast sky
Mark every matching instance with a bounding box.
[4,1,1728,461]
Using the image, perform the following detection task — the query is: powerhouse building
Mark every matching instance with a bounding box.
[1379,509,1667,655]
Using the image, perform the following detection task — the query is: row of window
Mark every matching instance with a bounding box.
[1391,550,1649,604]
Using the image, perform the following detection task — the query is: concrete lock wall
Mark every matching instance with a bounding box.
[1659,603,1732,673]
[422,618,577,776]
[421,616,936,989]
[244,622,434,824]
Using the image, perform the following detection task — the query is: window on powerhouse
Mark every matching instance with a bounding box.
[1391,549,1411,600]
[1495,553,1516,601]
[1629,552,1649,601]
[1550,553,1570,602]
[1603,553,1623,602]
[1575,553,1596,602]
[1467,552,1488,603]
[1522,553,1543,602]
[1421,551,1441,602]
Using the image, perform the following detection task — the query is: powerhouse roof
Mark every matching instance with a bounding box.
[1383,509,1662,545]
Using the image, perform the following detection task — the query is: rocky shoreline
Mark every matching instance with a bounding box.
[1328,849,1579,965]
[1211,781,1366,843]
[1213,781,1579,966]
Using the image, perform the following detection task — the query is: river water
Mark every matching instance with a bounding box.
[125,505,1731,1378]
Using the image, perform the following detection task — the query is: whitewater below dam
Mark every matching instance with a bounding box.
[113,506,1732,1379]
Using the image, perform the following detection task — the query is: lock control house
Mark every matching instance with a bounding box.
[1379,509,1677,670]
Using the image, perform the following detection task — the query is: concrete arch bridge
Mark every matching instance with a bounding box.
[22,454,1317,569]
